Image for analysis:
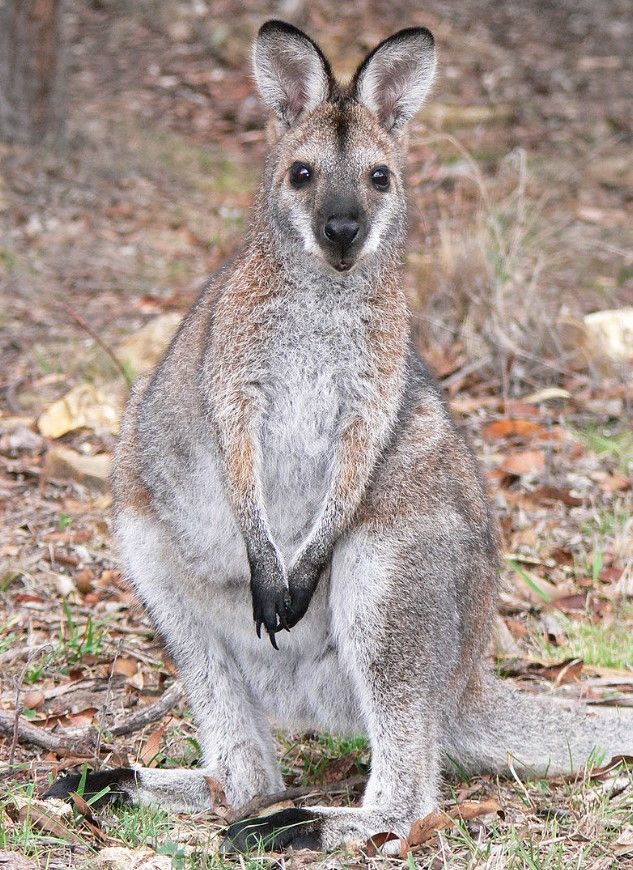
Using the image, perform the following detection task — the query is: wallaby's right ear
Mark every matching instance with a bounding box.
[253,20,333,129]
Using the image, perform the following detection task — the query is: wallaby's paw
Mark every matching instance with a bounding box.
[251,583,291,649]
[44,767,136,807]
[222,807,323,852]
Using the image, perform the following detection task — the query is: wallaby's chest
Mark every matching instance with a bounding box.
[259,301,367,562]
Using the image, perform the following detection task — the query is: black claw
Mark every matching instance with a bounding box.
[256,620,262,639]
[268,630,279,650]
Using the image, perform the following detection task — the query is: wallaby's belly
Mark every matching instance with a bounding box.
[260,365,340,563]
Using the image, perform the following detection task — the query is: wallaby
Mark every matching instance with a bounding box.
[47,20,632,853]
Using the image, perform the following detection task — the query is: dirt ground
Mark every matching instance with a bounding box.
[1,1,631,868]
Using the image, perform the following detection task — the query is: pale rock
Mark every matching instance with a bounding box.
[44,446,112,492]
[116,313,183,377]
[38,383,121,439]
[90,847,173,870]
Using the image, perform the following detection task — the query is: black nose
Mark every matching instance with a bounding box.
[323,216,360,248]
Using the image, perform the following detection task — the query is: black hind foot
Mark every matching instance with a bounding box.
[222,807,323,852]
[44,767,137,808]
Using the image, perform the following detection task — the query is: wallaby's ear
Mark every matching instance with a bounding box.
[253,20,333,128]
[352,28,436,132]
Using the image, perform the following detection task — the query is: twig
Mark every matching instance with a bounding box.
[94,640,121,762]
[0,711,98,757]
[0,682,184,757]
[0,643,48,665]
[59,300,132,386]
[233,773,368,820]
[108,680,184,737]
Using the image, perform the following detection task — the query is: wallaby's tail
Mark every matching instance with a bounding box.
[444,672,633,778]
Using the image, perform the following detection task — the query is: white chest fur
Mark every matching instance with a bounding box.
[258,292,368,564]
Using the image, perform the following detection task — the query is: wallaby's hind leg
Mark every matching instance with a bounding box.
[47,511,284,811]
[225,527,451,853]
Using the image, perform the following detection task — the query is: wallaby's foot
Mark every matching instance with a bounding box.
[45,767,135,808]
[44,767,229,813]
[223,806,415,854]
[223,808,323,853]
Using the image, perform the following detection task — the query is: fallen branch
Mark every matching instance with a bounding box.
[0,681,184,757]
[108,680,184,737]
[59,300,132,386]
[0,712,98,758]
[0,644,49,666]
[233,773,368,821]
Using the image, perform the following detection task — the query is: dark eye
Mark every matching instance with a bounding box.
[289,162,312,188]
[370,165,391,192]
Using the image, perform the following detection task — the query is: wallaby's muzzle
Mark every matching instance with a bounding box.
[317,199,367,272]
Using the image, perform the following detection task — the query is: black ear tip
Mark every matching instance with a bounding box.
[392,26,435,49]
[257,19,308,40]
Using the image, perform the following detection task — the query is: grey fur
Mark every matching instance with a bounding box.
[49,21,632,852]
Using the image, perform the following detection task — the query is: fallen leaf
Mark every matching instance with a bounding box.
[613,824,633,857]
[501,450,545,476]
[482,419,546,440]
[521,387,572,403]
[407,811,452,847]
[599,472,631,493]
[113,658,139,678]
[204,775,228,808]
[15,803,84,845]
[21,690,45,710]
[449,799,503,821]
[365,830,401,857]
[528,485,583,507]
[549,592,587,613]
[320,755,357,785]
[140,724,165,766]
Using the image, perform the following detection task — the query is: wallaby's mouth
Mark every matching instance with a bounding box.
[334,261,353,272]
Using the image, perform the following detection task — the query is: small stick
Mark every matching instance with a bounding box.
[59,300,132,386]
[108,681,184,736]
[0,682,184,756]
[233,773,368,820]
[0,643,48,665]
[0,711,98,757]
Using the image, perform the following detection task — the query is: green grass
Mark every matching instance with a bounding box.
[532,605,633,669]
[575,425,633,474]
[280,732,369,785]
[582,506,630,541]
[24,602,110,684]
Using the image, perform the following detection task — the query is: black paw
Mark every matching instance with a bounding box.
[286,557,325,628]
[222,807,323,853]
[44,767,136,808]
[249,555,290,648]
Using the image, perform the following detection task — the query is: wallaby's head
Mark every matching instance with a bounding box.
[253,20,436,275]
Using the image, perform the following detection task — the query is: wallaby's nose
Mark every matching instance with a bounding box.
[323,216,360,248]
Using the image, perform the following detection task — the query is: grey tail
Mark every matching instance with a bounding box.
[443,671,633,779]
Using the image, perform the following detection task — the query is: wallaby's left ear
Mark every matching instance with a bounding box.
[253,20,333,128]
[352,28,436,132]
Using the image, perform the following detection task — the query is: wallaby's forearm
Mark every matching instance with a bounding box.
[211,393,289,646]
[285,296,409,625]
[286,416,388,625]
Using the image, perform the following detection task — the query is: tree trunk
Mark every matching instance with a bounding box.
[0,0,67,146]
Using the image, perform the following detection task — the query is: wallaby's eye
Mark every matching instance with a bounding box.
[289,162,313,188]
[370,165,391,192]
